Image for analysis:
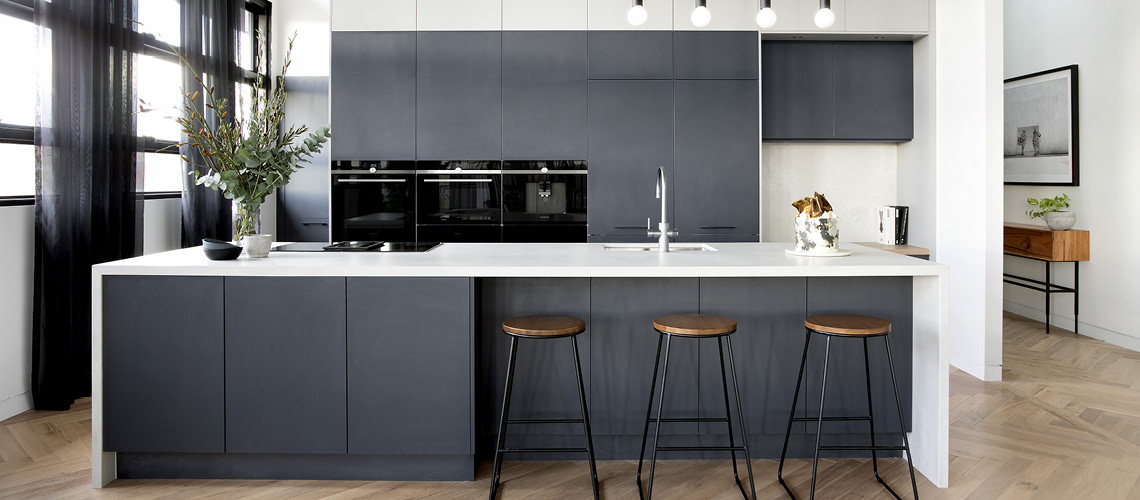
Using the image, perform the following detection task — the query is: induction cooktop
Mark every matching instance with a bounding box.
[273,242,442,253]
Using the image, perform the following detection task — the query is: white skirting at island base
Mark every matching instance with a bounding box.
[91,242,950,488]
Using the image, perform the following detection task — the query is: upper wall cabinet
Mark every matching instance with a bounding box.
[846,0,928,33]
[502,32,588,160]
[416,32,502,160]
[761,41,834,140]
[418,0,503,30]
[672,0,760,31]
[588,0,673,30]
[674,31,758,79]
[588,31,673,79]
[503,0,587,30]
[331,0,415,31]
[330,32,417,160]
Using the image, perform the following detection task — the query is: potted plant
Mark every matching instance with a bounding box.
[1026,194,1075,230]
[173,33,330,257]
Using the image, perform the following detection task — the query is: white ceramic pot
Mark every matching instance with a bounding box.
[240,234,273,258]
[1043,211,1075,231]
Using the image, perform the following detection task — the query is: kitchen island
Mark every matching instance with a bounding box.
[91,243,949,488]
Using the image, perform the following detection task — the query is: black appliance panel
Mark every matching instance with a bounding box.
[417,225,502,243]
[331,161,416,242]
[502,161,587,225]
[416,161,503,226]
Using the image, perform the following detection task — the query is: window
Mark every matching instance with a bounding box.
[0,4,36,202]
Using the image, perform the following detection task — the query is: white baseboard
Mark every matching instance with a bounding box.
[0,391,32,422]
[949,352,1002,382]
[1003,300,1140,353]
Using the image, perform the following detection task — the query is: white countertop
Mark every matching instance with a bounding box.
[93,242,946,278]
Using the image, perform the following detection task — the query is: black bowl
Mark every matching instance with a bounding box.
[203,238,239,250]
[204,245,243,261]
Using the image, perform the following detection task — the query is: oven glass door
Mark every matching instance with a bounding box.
[416,174,503,225]
[331,173,416,242]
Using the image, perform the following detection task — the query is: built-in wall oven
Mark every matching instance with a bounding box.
[502,161,587,243]
[331,160,416,242]
[416,161,503,242]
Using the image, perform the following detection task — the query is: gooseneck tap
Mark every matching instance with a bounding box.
[647,166,679,252]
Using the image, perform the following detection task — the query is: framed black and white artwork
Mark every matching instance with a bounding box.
[1003,65,1079,185]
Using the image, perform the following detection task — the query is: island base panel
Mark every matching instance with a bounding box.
[116,453,476,481]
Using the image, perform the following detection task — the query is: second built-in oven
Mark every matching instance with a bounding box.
[331,160,416,242]
[416,161,503,242]
[502,161,587,242]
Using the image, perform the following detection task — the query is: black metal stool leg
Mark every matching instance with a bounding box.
[726,336,757,500]
[717,338,743,495]
[636,333,665,498]
[571,336,600,500]
[863,338,883,486]
[884,337,920,500]
[779,328,813,498]
[645,334,674,500]
[808,336,832,500]
[490,337,520,500]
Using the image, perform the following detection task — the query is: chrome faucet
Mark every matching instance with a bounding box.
[647,166,679,253]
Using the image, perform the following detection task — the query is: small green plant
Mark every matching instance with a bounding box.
[1026,194,1071,220]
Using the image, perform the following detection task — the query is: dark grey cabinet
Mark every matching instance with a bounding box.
[330,32,416,160]
[224,277,347,454]
[279,76,331,242]
[103,276,225,453]
[587,80,674,240]
[674,79,759,241]
[502,31,588,160]
[588,31,673,79]
[674,31,758,79]
[347,278,473,454]
[417,32,502,160]
[762,41,913,141]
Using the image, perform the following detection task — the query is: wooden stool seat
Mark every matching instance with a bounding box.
[653,314,737,337]
[502,315,586,338]
[804,314,891,336]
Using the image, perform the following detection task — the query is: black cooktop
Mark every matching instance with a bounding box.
[274,242,442,253]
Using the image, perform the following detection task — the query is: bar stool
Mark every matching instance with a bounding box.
[637,314,756,500]
[489,315,599,500]
[777,314,919,500]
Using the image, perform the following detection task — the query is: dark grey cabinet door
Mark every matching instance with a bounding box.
[330,32,416,160]
[833,42,914,141]
[347,278,472,454]
[225,277,347,454]
[417,32,502,160]
[587,80,674,239]
[103,276,224,453]
[502,31,588,160]
[278,75,331,241]
[674,80,759,241]
[590,278,700,436]
[761,41,835,140]
[674,31,758,79]
[587,31,673,79]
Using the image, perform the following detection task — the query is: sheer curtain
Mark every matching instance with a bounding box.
[32,0,142,410]
[179,0,243,245]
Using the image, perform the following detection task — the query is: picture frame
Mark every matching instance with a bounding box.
[1003,65,1079,186]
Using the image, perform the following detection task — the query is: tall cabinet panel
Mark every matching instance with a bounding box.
[587,80,674,240]
[347,278,473,454]
[330,31,416,160]
[224,277,348,454]
[103,276,224,453]
[417,32,503,160]
[674,79,759,241]
[502,31,588,160]
[587,31,673,79]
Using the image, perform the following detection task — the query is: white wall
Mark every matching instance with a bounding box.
[1002,0,1140,351]
[762,143,898,243]
[0,206,34,421]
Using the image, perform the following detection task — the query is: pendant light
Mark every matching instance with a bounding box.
[756,0,777,28]
[690,0,711,28]
[627,0,648,26]
[814,0,836,28]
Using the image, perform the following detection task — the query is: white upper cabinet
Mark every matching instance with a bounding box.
[503,0,588,30]
[588,0,673,30]
[760,0,846,33]
[331,0,416,31]
[846,0,928,33]
[672,0,759,31]
[418,0,503,31]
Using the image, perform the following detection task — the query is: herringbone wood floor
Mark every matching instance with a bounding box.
[3,313,1140,499]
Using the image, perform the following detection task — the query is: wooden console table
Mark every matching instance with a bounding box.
[1003,223,1089,334]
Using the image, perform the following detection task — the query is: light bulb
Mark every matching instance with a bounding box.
[691,5,711,27]
[814,7,835,28]
[627,4,648,26]
[756,7,777,28]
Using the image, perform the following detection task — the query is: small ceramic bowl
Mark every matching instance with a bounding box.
[202,238,242,260]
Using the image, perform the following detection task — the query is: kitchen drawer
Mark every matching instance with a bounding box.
[1003,223,1089,261]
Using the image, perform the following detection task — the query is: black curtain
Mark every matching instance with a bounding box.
[32,0,143,410]
[179,0,242,245]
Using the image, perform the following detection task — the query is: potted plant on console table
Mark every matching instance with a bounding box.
[1026,194,1075,231]
[171,33,330,258]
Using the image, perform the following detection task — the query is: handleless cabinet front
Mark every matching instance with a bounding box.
[416,32,502,160]
[224,277,347,454]
[502,31,588,160]
[761,41,835,140]
[587,31,673,79]
[331,31,416,160]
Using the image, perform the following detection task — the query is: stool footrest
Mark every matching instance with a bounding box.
[506,418,584,425]
[817,445,907,451]
[499,447,589,453]
[649,417,730,423]
[655,446,748,452]
[792,416,872,422]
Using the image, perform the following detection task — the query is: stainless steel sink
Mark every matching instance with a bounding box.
[603,244,717,252]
